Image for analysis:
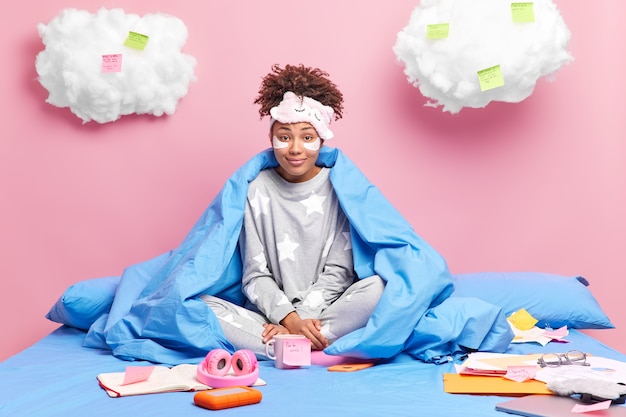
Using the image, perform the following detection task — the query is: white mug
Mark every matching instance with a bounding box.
[264,334,311,369]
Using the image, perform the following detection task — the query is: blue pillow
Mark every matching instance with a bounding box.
[46,276,121,330]
[450,272,614,329]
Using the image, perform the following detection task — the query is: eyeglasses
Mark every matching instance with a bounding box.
[537,350,590,368]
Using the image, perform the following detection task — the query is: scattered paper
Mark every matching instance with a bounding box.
[535,356,626,385]
[457,352,540,376]
[511,326,553,346]
[508,310,569,345]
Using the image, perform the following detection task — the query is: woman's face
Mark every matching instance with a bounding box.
[270,121,323,183]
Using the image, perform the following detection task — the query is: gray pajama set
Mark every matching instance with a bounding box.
[201,167,384,358]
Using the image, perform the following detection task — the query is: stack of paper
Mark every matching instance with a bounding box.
[443,352,552,395]
[443,352,626,397]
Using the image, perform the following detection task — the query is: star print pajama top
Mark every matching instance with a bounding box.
[241,167,356,324]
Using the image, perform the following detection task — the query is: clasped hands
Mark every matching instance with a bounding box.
[262,311,328,350]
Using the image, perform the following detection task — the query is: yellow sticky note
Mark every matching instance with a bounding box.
[477,65,504,91]
[124,31,149,51]
[511,3,535,23]
[508,308,538,331]
[426,23,450,39]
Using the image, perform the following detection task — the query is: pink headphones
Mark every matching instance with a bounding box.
[196,349,259,389]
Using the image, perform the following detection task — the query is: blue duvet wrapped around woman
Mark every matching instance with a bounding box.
[84,145,513,365]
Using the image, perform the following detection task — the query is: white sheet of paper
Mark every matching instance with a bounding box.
[535,356,626,384]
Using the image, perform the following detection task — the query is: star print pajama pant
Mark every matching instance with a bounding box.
[200,275,385,359]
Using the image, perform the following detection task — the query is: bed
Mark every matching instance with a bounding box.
[3,148,625,416]
[1,271,624,417]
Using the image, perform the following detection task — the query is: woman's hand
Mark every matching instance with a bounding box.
[261,323,289,344]
[279,311,329,350]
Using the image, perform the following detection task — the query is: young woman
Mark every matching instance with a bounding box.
[201,64,385,357]
[91,65,511,365]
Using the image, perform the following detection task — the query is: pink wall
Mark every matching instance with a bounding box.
[1,1,624,361]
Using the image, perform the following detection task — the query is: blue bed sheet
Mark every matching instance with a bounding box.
[1,326,624,417]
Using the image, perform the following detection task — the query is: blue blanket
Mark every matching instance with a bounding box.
[84,147,513,365]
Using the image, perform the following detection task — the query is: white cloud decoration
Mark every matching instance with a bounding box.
[35,8,197,123]
[393,0,573,113]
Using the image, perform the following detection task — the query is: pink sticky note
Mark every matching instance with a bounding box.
[283,338,311,366]
[121,366,155,385]
[102,54,122,73]
[504,365,536,382]
[544,325,568,339]
[571,399,611,413]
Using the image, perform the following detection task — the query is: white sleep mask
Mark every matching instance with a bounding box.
[269,91,334,140]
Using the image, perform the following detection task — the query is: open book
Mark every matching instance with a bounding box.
[97,364,265,398]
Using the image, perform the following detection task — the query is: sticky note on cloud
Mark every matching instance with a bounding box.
[124,31,149,50]
[478,65,504,91]
[511,3,535,23]
[426,23,450,39]
[394,0,572,113]
[36,8,197,123]
[101,54,122,73]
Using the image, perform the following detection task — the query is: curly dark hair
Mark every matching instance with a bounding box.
[254,64,344,120]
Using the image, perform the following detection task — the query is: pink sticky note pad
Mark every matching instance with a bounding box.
[571,399,611,413]
[102,54,122,73]
[282,338,311,366]
[504,365,537,382]
[121,366,155,385]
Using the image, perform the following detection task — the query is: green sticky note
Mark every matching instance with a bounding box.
[477,65,504,91]
[426,23,450,39]
[511,2,535,23]
[124,31,149,51]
